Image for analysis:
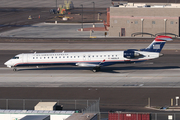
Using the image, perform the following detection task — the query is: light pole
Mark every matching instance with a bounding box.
[176,96,179,106]
[141,18,144,37]
[164,19,167,35]
[56,0,57,13]
[81,4,83,31]
[92,2,95,28]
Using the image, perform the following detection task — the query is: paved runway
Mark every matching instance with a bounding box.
[1,1,180,113]
[1,49,180,87]
[0,42,179,50]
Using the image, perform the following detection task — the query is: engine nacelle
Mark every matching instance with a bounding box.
[124,50,140,59]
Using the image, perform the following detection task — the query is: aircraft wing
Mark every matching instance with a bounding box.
[76,59,105,67]
[76,63,100,67]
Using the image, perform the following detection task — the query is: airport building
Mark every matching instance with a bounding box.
[108,3,180,37]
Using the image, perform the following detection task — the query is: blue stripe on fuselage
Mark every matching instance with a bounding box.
[15,60,147,67]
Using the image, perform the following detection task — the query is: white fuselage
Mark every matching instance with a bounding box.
[4,51,160,68]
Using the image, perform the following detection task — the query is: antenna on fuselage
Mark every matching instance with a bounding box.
[62,51,65,53]
[34,51,36,54]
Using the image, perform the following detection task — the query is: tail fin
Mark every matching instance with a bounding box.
[140,36,172,53]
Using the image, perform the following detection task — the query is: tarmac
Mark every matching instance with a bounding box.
[1,2,180,113]
[1,0,179,8]
[0,49,180,88]
[0,23,106,38]
[0,0,111,8]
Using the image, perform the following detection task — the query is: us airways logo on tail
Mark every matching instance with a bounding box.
[140,36,172,53]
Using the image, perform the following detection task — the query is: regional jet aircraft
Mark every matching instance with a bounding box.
[4,36,172,72]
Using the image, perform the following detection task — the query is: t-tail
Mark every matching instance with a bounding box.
[140,36,172,53]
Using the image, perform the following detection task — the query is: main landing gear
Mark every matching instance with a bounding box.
[92,67,101,72]
[13,67,17,71]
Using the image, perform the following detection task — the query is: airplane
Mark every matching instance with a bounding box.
[4,36,172,72]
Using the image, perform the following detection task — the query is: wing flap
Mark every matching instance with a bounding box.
[76,63,100,67]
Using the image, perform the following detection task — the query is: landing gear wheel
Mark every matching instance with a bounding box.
[92,67,101,73]
[13,68,17,71]
[92,68,97,72]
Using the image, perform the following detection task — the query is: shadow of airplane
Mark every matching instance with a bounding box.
[16,66,180,73]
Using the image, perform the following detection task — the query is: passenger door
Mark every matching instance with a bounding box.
[121,28,125,36]
[22,54,28,63]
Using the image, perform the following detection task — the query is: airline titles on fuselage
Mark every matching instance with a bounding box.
[31,53,120,60]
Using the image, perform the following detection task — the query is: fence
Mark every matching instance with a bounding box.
[0,99,100,113]
[82,98,100,113]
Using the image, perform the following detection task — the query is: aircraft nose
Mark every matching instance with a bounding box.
[4,61,9,65]
[4,60,12,68]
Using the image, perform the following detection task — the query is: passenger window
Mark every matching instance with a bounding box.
[74,56,76,58]
[36,57,38,59]
[112,55,114,57]
[96,55,98,57]
[104,55,106,57]
[100,55,102,57]
[44,57,46,59]
[52,57,53,59]
[63,56,65,58]
[59,56,61,58]
[92,55,94,57]
[67,56,69,58]
[108,55,110,57]
[71,56,72,58]
[33,57,35,59]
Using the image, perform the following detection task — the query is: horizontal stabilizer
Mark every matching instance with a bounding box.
[155,36,172,41]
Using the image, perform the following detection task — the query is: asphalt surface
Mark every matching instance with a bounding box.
[0,48,180,112]
[0,8,55,33]
[0,49,180,87]
[1,0,180,8]
[1,2,180,114]
[1,87,180,112]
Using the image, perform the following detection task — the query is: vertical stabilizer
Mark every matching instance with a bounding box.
[140,36,172,53]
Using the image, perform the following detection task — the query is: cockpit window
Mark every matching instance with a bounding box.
[12,57,19,59]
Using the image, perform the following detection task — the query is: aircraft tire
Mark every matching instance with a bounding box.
[13,68,17,71]
[92,67,100,72]
[92,69,97,72]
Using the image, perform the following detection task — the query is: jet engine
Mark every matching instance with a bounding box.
[124,49,141,59]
